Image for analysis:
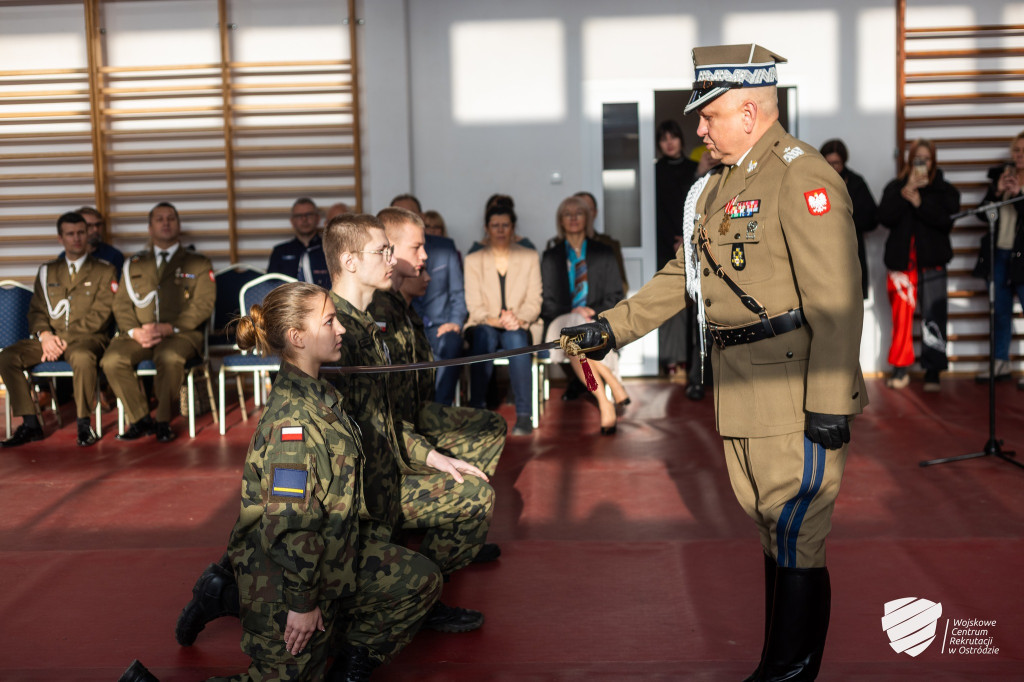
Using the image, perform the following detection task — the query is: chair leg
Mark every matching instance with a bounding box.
[94,384,102,438]
[117,398,125,435]
[48,378,62,428]
[204,365,218,426]
[219,365,227,436]
[236,374,248,422]
[531,356,540,429]
[252,370,261,408]
[187,370,196,438]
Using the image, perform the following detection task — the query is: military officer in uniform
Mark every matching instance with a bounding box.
[0,212,117,448]
[101,202,216,443]
[267,197,332,289]
[563,45,867,682]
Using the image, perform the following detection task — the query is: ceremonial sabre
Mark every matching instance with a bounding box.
[321,332,609,384]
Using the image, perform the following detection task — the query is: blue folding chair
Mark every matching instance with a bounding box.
[211,264,265,353]
[116,321,217,439]
[0,280,33,437]
[218,273,296,434]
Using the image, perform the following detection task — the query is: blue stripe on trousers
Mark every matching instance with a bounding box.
[776,436,826,568]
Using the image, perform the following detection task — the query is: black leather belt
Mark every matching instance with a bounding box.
[708,308,806,349]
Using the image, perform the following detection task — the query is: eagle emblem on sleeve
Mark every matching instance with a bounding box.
[804,188,831,215]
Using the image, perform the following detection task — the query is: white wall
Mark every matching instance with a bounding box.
[358,0,1024,375]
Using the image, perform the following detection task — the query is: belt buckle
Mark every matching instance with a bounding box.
[709,327,726,350]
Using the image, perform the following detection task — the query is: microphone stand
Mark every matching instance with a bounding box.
[921,192,1024,469]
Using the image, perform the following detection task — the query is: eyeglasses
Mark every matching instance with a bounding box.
[359,244,395,261]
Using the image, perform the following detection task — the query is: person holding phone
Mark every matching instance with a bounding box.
[878,139,961,392]
[972,131,1024,385]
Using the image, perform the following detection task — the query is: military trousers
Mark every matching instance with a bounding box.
[0,336,106,419]
[337,534,442,664]
[100,334,198,423]
[723,431,848,569]
[400,471,494,576]
[416,401,507,477]
[208,600,338,682]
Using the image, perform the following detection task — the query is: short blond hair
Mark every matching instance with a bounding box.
[555,195,595,241]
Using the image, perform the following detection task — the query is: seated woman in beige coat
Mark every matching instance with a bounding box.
[464,197,543,436]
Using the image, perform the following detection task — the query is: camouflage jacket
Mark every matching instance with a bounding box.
[226,361,362,612]
[328,292,430,537]
[368,288,441,463]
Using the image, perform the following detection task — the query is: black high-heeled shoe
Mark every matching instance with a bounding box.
[600,424,617,436]
[615,397,630,417]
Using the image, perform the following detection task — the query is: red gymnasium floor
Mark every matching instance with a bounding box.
[1,377,1022,681]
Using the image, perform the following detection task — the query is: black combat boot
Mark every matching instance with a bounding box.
[743,553,778,682]
[174,554,240,646]
[118,659,159,682]
[327,645,380,682]
[422,601,484,633]
[754,566,831,681]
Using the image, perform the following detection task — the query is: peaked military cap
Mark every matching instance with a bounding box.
[684,43,787,114]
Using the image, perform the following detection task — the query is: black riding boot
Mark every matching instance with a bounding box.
[743,552,778,682]
[174,552,241,646]
[754,566,830,681]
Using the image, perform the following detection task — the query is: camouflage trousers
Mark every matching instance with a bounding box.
[207,600,339,682]
[416,401,507,477]
[400,469,494,576]
[337,534,442,664]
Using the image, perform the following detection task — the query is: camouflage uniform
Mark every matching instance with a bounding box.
[369,287,507,478]
[215,362,362,681]
[330,291,493,578]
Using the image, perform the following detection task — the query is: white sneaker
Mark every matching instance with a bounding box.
[975,359,1012,382]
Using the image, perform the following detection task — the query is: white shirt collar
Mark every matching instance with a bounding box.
[65,253,88,273]
[154,242,180,261]
[733,147,755,170]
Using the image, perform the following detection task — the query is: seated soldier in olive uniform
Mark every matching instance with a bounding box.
[100,202,216,443]
[564,45,866,682]
[0,212,116,448]
[374,207,506,562]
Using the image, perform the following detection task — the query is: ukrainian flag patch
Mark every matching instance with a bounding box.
[271,466,307,499]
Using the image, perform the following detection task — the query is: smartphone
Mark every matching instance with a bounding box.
[912,159,928,180]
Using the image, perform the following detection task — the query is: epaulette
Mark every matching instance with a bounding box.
[774,139,808,165]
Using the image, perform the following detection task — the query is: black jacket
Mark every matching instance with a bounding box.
[842,167,878,298]
[972,164,1024,284]
[655,155,699,267]
[877,168,960,271]
[540,238,624,331]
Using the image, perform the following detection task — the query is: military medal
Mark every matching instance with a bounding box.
[719,214,730,235]
[746,221,758,240]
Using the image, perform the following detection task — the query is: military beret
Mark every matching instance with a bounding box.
[684,43,787,115]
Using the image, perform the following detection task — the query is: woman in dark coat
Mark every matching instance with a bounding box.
[542,195,628,434]
[820,139,878,299]
[877,138,961,392]
[972,130,1024,385]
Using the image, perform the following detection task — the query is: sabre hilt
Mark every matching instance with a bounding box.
[568,331,610,354]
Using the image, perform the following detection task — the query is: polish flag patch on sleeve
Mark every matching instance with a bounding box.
[111,281,119,293]
[804,188,831,216]
[281,426,304,442]
[208,269,215,282]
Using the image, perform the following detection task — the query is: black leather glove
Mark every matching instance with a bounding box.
[560,317,616,361]
[805,412,850,450]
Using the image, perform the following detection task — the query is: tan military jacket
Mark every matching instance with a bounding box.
[113,245,216,352]
[28,255,116,342]
[601,121,867,438]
